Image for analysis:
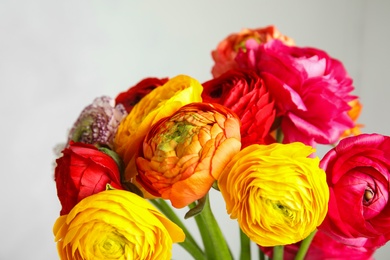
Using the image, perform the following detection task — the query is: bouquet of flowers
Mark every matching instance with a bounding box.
[52,25,390,260]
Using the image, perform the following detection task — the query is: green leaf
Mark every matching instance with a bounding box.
[184,196,206,219]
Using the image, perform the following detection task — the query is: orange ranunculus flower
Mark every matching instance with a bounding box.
[114,75,203,187]
[341,99,364,138]
[218,143,329,247]
[53,189,185,260]
[136,102,241,208]
[211,25,295,77]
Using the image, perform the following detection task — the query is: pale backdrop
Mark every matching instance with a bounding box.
[1,0,390,259]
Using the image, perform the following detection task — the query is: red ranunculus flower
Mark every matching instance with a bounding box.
[54,141,123,215]
[236,39,355,146]
[260,230,375,260]
[115,77,169,113]
[319,133,390,249]
[202,69,276,147]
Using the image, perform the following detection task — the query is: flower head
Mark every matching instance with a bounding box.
[136,102,241,208]
[341,99,364,138]
[114,75,203,188]
[218,143,329,246]
[319,133,390,249]
[211,25,294,77]
[236,39,356,146]
[202,69,276,147]
[115,77,169,113]
[68,96,127,149]
[54,141,123,215]
[53,189,185,260]
[260,229,375,260]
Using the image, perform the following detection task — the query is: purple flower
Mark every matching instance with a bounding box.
[68,96,127,148]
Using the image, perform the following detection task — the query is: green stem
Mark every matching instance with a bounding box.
[150,199,205,260]
[294,230,317,260]
[273,245,284,260]
[239,228,251,260]
[276,127,284,143]
[193,194,233,260]
[259,248,266,260]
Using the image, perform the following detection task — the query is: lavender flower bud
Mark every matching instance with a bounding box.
[68,96,127,148]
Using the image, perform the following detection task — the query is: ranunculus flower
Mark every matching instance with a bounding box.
[236,39,356,146]
[218,143,329,246]
[68,96,127,149]
[319,133,390,249]
[202,69,276,147]
[136,102,241,208]
[115,77,169,113]
[114,75,203,190]
[54,141,123,215]
[211,25,294,77]
[260,230,375,260]
[341,99,364,138]
[53,189,185,260]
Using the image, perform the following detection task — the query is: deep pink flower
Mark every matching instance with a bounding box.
[319,133,390,249]
[211,25,294,78]
[236,39,355,146]
[202,69,276,147]
[260,230,375,260]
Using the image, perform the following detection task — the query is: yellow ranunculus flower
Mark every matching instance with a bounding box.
[218,143,329,247]
[53,189,185,260]
[114,75,203,187]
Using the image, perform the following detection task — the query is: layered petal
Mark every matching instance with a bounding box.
[115,77,169,113]
[211,25,294,77]
[136,102,241,208]
[218,143,329,246]
[202,69,276,147]
[341,99,364,138]
[319,133,390,249]
[68,96,127,149]
[53,189,185,260]
[54,141,123,215]
[114,75,203,187]
[260,229,375,260]
[235,39,356,146]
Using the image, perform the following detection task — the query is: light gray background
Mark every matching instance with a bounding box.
[1,1,389,259]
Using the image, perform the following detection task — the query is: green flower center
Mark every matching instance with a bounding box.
[95,233,126,258]
[158,121,196,152]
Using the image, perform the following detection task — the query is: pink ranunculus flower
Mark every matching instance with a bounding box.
[211,25,294,78]
[202,69,276,147]
[319,133,390,249]
[260,230,375,260]
[236,39,355,146]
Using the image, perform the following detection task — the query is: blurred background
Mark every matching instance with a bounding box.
[1,0,389,259]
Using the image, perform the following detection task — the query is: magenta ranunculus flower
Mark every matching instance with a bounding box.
[260,230,375,260]
[236,39,355,146]
[319,133,390,249]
